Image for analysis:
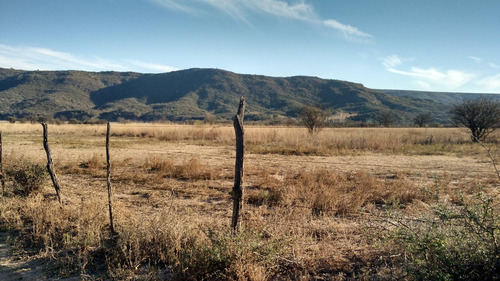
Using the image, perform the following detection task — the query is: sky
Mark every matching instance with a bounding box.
[1,0,500,93]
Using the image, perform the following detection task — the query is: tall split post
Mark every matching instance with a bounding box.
[231,96,245,232]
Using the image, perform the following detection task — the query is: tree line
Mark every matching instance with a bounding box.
[297,97,500,142]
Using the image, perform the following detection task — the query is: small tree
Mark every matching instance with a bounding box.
[414,113,432,127]
[297,104,330,134]
[450,97,500,142]
[376,110,396,127]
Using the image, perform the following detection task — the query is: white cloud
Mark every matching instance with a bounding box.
[489,62,500,69]
[0,44,177,73]
[0,44,128,71]
[388,67,474,89]
[382,55,475,90]
[146,0,195,13]
[416,81,431,90]
[323,19,372,39]
[477,74,500,91]
[382,55,403,68]
[127,60,178,72]
[468,56,482,63]
[148,0,372,41]
[245,0,315,22]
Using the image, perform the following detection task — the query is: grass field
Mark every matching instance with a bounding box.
[0,122,499,280]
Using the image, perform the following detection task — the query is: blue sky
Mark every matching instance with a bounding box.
[1,0,499,93]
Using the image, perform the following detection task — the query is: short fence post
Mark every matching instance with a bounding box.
[0,131,4,196]
[41,123,62,203]
[231,96,245,232]
[106,122,116,235]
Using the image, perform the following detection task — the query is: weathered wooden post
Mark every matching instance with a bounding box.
[0,131,4,196]
[106,122,116,235]
[231,96,245,232]
[41,123,62,203]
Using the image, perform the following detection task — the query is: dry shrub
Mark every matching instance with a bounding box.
[6,161,48,196]
[1,193,289,280]
[144,156,174,173]
[108,208,202,280]
[171,158,223,180]
[60,154,106,176]
[60,161,81,175]
[0,193,110,277]
[246,167,285,206]
[144,157,224,181]
[264,170,424,216]
[171,227,288,281]
[80,153,106,170]
[1,192,267,279]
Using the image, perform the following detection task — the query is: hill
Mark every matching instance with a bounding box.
[379,89,499,105]
[0,67,483,124]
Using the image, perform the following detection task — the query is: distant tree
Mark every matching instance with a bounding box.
[376,110,396,127]
[450,97,500,142]
[117,117,128,124]
[26,115,38,124]
[204,114,216,125]
[414,113,432,127]
[68,118,81,124]
[297,104,331,134]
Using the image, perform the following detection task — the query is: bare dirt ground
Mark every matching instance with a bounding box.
[0,232,46,281]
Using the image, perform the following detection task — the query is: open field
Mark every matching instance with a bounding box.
[0,123,500,280]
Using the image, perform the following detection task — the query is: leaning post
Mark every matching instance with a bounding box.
[106,122,116,235]
[41,122,62,203]
[231,96,245,232]
[0,131,4,196]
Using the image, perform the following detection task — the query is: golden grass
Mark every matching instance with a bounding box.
[1,122,495,156]
[0,122,500,279]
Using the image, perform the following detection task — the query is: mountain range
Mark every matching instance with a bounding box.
[0,67,497,125]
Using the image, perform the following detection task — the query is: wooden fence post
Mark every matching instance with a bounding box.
[231,96,245,232]
[106,122,116,235]
[41,123,62,203]
[0,131,4,197]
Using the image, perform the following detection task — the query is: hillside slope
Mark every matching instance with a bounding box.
[0,67,460,124]
[379,89,499,105]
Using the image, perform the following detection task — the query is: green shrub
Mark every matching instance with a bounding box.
[7,162,48,196]
[391,190,500,280]
[175,228,288,280]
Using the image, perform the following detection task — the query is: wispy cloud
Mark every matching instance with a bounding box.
[382,55,403,69]
[382,55,475,90]
[147,0,195,13]
[477,74,500,91]
[489,62,500,69]
[148,0,372,41]
[245,0,315,21]
[0,44,177,73]
[468,56,482,63]
[322,20,372,39]
[389,67,475,89]
[467,56,500,70]
[127,60,178,72]
[0,44,128,71]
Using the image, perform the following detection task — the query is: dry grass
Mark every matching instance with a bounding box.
[246,169,424,216]
[1,122,500,280]
[1,122,495,156]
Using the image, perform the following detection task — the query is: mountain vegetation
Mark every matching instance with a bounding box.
[0,67,494,125]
